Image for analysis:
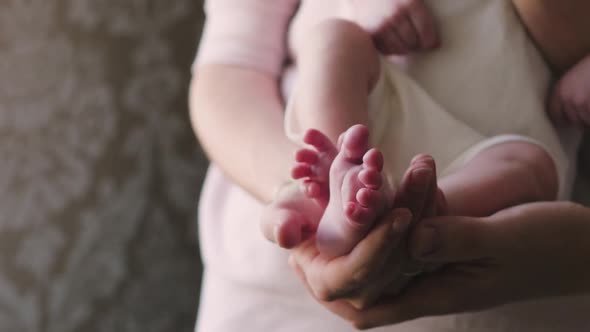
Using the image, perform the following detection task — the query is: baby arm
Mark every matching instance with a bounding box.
[548,53,590,128]
[439,141,558,217]
[347,0,440,55]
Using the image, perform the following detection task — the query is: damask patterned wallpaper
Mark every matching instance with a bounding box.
[0,1,207,331]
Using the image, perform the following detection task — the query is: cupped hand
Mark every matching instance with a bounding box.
[324,201,590,329]
[548,54,590,128]
[289,208,413,304]
[289,155,442,310]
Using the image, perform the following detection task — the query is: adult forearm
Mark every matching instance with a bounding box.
[492,201,590,297]
[190,64,297,203]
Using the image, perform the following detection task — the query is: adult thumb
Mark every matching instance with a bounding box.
[409,215,496,262]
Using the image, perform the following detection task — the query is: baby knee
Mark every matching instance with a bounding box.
[495,142,558,200]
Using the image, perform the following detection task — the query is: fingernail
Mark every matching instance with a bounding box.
[391,210,412,237]
[410,168,432,192]
[411,226,438,257]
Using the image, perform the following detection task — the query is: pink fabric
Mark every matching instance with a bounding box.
[196,0,299,77]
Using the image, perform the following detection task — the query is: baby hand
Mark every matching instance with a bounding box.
[348,0,440,55]
[548,55,590,128]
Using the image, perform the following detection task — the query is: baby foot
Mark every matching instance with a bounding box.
[292,129,338,208]
[316,124,393,258]
[261,181,323,249]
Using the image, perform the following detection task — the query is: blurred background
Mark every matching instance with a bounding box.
[0,0,206,331]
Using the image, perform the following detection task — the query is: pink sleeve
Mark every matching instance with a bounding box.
[195,0,299,77]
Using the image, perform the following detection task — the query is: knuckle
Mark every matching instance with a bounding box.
[352,318,373,331]
[349,296,371,310]
[351,266,373,286]
[314,285,336,302]
[308,273,335,301]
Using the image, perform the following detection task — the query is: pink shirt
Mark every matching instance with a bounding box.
[197,0,299,77]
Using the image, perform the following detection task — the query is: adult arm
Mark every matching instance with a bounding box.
[190,0,299,203]
[190,66,296,203]
[298,201,590,329]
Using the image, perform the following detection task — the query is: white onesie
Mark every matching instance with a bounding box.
[284,0,579,199]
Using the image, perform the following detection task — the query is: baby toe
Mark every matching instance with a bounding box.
[359,168,382,190]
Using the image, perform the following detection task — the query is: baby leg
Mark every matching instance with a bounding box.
[316,124,394,258]
[292,18,381,143]
[440,141,558,217]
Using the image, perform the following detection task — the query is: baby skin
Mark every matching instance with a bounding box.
[266,1,443,256]
[266,16,559,257]
[294,125,393,257]
[265,124,438,258]
[264,124,388,254]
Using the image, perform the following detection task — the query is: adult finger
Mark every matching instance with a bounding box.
[290,210,412,301]
[393,154,436,221]
[409,215,497,262]
[338,209,413,294]
[418,155,439,218]
[344,241,409,310]
[348,267,494,329]
[406,0,440,49]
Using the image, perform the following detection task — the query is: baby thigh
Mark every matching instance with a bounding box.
[440,141,558,217]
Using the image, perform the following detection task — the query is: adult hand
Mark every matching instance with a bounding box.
[548,54,590,128]
[322,201,590,329]
[289,155,442,310]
